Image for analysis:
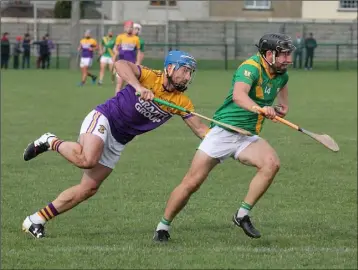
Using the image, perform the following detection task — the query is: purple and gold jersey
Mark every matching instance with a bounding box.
[115,33,140,63]
[80,38,97,58]
[95,66,194,145]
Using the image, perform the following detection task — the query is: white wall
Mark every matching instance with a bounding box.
[109,1,209,22]
[302,1,357,20]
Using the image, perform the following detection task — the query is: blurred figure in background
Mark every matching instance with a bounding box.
[78,29,98,86]
[34,35,50,69]
[98,28,116,85]
[293,33,304,69]
[1,32,10,69]
[45,33,55,69]
[13,36,23,70]
[133,23,145,65]
[304,32,317,70]
[112,20,140,93]
[22,33,31,69]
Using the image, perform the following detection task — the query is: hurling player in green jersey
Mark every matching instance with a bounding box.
[154,33,296,242]
[98,29,116,85]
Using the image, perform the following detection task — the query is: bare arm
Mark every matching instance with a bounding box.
[232,82,276,119]
[275,84,289,117]
[183,115,210,139]
[98,43,103,55]
[114,60,153,100]
[114,60,141,88]
[112,46,118,62]
[232,82,259,112]
[136,51,144,65]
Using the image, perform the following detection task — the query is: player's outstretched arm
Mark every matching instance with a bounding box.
[114,60,154,100]
[114,60,141,88]
[183,115,209,139]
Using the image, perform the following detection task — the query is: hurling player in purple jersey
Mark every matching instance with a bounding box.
[21,51,209,239]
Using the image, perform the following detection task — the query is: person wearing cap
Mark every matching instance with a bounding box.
[133,23,145,65]
[112,20,140,93]
[78,29,98,86]
[98,28,116,85]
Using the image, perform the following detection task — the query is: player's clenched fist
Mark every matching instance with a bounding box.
[274,104,288,118]
[262,106,277,119]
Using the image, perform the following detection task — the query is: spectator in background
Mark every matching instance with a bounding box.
[13,36,23,69]
[293,33,304,69]
[34,35,50,69]
[45,33,55,69]
[304,32,317,70]
[22,33,31,69]
[1,32,10,69]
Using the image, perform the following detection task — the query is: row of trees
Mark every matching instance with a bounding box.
[53,1,94,19]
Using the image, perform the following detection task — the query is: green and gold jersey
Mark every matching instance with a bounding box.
[211,54,289,135]
[101,35,116,58]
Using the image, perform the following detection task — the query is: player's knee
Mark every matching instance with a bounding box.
[261,156,280,176]
[79,158,98,169]
[182,172,207,193]
[78,182,99,200]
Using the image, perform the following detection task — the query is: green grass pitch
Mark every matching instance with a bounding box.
[1,68,357,269]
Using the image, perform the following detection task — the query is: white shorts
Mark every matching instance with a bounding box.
[198,126,260,162]
[80,57,93,68]
[100,56,113,65]
[79,110,125,169]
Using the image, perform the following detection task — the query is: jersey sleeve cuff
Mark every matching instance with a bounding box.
[182,113,194,119]
[137,65,142,80]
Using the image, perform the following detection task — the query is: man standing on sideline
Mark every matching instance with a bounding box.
[22,33,31,69]
[34,36,50,69]
[293,33,304,69]
[13,36,23,70]
[304,32,317,70]
[1,32,10,69]
[45,33,55,69]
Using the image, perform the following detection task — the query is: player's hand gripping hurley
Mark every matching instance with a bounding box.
[135,93,252,136]
[253,106,339,152]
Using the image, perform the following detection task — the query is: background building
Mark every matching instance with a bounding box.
[302,0,358,20]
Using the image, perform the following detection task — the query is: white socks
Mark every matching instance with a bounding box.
[29,212,46,225]
[156,221,170,232]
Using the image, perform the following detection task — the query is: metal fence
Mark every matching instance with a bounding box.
[5,42,356,71]
[2,17,357,70]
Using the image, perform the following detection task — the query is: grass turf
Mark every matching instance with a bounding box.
[1,68,357,269]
